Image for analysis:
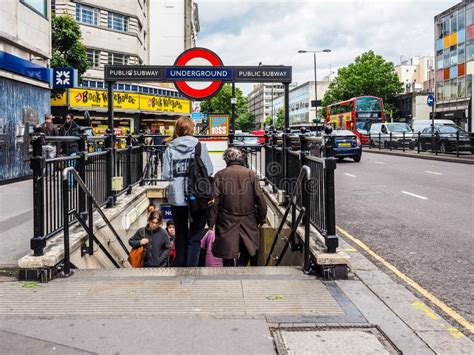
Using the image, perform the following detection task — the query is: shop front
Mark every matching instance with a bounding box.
[51,88,191,137]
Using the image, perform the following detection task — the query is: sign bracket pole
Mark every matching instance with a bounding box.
[230,82,236,144]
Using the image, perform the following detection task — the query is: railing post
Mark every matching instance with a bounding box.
[368,132,372,149]
[62,174,71,276]
[88,195,94,255]
[435,132,439,156]
[105,130,115,207]
[30,134,46,256]
[324,157,338,253]
[138,132,146,186]
[389,132,393,151]
[271,132,277,193]
[378,132,381,150]
[126,134,132,194]
[402,132,406,152]
[77,134,87,221]
[302,168,311,272]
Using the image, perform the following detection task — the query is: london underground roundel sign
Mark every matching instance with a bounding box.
[173,48,225,100]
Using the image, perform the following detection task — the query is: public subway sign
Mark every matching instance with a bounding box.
[104,47,292,100]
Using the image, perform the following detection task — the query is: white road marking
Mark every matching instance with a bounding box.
[344,173,357,178]
[402,191,428,200]
[424,171,443,176]
[374,161,386,165]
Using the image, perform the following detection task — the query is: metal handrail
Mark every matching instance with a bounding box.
[265,165,311,266]
[61,167,128,275]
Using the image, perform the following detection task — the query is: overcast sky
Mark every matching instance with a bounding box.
[196,0,458,94]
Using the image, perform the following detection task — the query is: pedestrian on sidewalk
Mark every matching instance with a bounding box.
[166,220,177,266]
[208,147,267,267]
[128,211,171,267]
[39,113,59,159]
[162,117,213,267]
[200,229,223,267]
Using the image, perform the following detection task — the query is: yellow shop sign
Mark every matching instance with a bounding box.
[140,95,190,114]
[68,89,139,110]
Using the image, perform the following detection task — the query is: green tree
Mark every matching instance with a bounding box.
[321,50,403,117]
[51,15,90,98]
[235,112,256,131]
[275,108,285,130]
[263,115,272,128]
[200,84,250,132]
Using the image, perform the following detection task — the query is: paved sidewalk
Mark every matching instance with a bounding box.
[1,264,472,354]
[0,180,33,268]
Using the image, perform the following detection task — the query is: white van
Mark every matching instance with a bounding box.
[369,122,415,149]
[412,119,455,133]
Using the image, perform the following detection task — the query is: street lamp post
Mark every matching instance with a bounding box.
[298,49,331,125]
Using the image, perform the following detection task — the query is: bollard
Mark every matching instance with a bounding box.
[30,134,46,256]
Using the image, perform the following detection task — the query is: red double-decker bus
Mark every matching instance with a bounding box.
[326,96,384,143]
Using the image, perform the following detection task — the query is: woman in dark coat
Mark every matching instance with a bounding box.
[129,211,171,267]
[208,148,267,266]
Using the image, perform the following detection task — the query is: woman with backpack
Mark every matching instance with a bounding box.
[162,117,213,267]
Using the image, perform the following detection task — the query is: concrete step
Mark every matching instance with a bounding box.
[1,267,348,319]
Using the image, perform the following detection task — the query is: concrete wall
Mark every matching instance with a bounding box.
[0,0,51,64]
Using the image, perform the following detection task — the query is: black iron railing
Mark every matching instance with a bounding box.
[367,131,474,157]
[30,131,338,260]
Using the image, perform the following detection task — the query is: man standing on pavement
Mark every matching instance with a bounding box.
[59,113,81,156]
[40,113,59,158]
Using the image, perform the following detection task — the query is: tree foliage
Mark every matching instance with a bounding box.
[51,15,90,98]
[263,115,272,128]
[275,108,285,130]
[321,50,403,116]
[200,84,251,132]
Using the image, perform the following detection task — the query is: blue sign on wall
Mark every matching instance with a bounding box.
[0,51,51,84]
[53,67,78,88]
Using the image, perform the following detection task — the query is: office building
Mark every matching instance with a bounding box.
[0,0,52,183]
[434,0,474,131]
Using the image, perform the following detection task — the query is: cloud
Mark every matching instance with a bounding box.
[196,0,459,94]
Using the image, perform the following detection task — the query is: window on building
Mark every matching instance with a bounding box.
[458,43,465,63]
[467,75,472,96]
[443,17,450,36]
[20,0,47,17]
[466,43,474,62]
[468,6,474,26]
[459,8,465,30]
[86,49,101,68]
[443,50,451,67]
[458,76,466,97]
[436,82,444,101]
[443,79,450,99]
[450,78,457,99]
[451,12,458,33]
[76,4,98,25]
[108,12,129,32]
[108,52,130,65]
[451,46,458,65]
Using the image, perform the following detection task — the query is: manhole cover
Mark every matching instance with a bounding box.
[272,326,400,355]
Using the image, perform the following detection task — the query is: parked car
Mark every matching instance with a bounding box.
[412,119,455,134]
[418,125,472,153]
[309,129,362,162]
[369,123,415,149]
[233,134,260,146]
[251,129,266,144]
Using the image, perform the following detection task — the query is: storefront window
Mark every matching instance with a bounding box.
[458,77,466,97]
